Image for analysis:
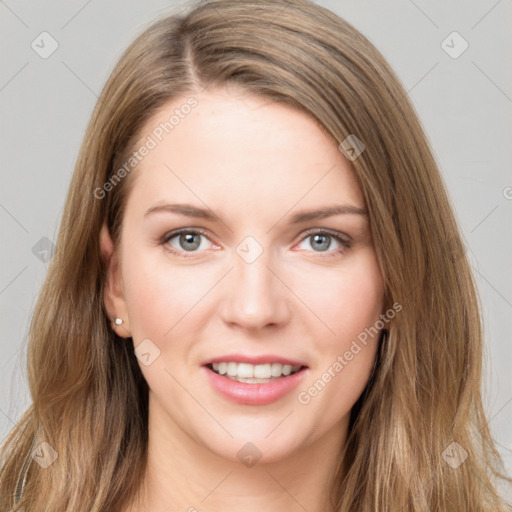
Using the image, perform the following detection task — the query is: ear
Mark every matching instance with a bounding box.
[100,223,131,338]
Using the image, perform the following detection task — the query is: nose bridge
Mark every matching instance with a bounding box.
[220,234,289,328]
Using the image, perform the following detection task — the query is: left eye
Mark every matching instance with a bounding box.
[296,230,351,255]
[161,229,351,257]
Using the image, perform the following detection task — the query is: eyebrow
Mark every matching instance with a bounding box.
[144,202,368,223]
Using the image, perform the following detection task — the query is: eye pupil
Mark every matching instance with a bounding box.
[311,233,330,252]
[180,232,201,251]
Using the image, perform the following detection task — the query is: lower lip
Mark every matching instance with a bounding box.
[203,366,308,405]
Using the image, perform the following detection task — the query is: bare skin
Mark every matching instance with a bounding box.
[102,86,385,512]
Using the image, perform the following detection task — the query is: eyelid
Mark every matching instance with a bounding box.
[293,228,352,258]
[298,227,352,245]
[160,226,352,257]
[161,227,218,250]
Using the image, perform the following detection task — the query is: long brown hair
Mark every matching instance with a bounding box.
[1,1,510,510]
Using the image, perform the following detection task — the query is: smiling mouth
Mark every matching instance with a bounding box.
[205,362,307,384]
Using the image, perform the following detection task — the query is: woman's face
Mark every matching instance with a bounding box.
[104,86,385,463]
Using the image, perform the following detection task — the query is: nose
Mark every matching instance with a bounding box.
[218,244,291,331]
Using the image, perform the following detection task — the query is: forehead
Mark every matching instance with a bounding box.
[125,87,365,216]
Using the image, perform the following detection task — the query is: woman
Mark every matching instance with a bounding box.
[1,0,510,510]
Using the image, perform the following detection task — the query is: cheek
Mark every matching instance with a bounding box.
[121,246,222,346]
[333,271,383,338]
[297,253,384,413]
[301,252,384,348]
[121,248,183,340]
[122,240,384,352]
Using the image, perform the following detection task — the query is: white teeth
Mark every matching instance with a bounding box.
[270,363,283,377]
[209,361,302,379]
[237,363,254,378]
[282,364,292,376]
[254,364,271,379]
[227,362,238,377]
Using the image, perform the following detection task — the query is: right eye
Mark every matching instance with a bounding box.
[161,228,218,257]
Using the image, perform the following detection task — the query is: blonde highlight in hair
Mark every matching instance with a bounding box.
[1,1,510,510]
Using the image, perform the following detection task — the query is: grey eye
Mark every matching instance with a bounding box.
[309,233,332,252]
[166,231,207,252]
[179,232,201,251]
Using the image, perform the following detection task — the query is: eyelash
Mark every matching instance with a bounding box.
[160,228,352,259]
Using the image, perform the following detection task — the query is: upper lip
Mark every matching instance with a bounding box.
[202,354,308,367]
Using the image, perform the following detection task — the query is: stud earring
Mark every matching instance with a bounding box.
[114,317,123,326]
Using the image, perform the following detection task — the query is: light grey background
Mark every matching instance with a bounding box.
[1,0,511,499]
